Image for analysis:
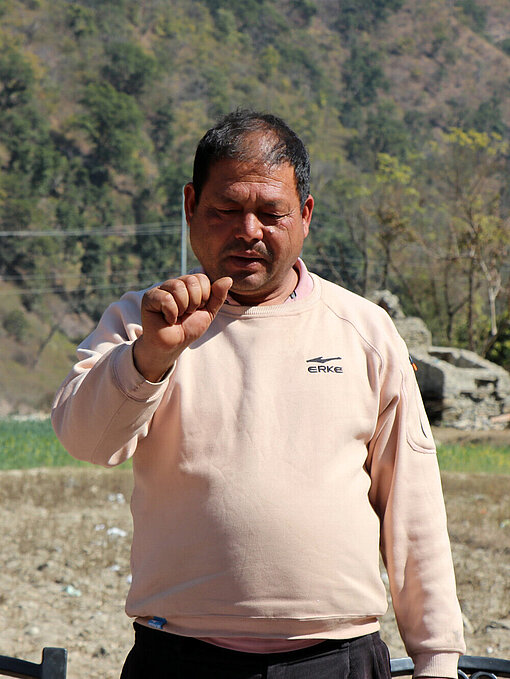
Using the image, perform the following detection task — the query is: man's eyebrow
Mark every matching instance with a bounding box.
[214,193,241,205]
[260,199,289,210]
[215,195,288,209]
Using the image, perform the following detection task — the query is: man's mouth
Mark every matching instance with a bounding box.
[226,255,266,270]
[224,247,271,262]
[230,252,264,260]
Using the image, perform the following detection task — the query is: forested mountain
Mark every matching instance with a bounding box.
[1,0,510,412]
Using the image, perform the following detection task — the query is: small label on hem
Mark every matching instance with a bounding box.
[148,617,167,630]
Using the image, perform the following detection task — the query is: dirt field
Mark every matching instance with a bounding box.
[0,442,508,678]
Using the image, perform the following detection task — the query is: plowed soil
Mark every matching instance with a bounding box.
[0,441,508,678]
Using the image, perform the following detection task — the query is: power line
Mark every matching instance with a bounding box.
[0,265,178,283]
[0,222,182,238]
[0,284,146,296]
[0,278,174,296]
[0,266,180,294]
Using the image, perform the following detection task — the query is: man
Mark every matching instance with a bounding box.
[52,110,465,678]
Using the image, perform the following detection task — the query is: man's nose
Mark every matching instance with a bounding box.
[235,212,264,241]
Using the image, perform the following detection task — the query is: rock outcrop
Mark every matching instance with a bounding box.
[369,290,510,430]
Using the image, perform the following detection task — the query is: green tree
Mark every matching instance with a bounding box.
[455,0,487,33]
[0,46,34,110]
[347,100,410,169]
[342,43,387,108]
[335,0,404,35]
[486,314,510,371]
[0,45,66,285]
[3,309,29,342]
[65,4,97,38]
[367,153,420,289]
[77,82,143,175]
[341,42,388,127]
[420,129,510,352]
[306,181,372,295]
[102,41,157,96]
[149,99,175,155]
[451,97,506,137]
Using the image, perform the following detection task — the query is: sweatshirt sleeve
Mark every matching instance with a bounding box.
[51,290,171,467]
[366,322,465,678]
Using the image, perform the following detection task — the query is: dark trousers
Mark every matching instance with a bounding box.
[120,623,392,679]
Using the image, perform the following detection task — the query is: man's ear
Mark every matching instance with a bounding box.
[183,183,196,224]
[301,194,314,238]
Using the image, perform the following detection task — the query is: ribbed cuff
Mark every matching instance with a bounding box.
[413,652,461,678]
[111,342,173,401]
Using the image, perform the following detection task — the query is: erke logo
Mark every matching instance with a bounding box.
[306,356,343,374]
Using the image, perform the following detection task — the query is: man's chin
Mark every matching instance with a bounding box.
[228,274,272,302]
[227,269,267,290]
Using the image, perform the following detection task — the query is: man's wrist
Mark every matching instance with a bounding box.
[132,338,177,383]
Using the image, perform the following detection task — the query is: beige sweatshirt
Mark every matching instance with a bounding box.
[52,272,465,677]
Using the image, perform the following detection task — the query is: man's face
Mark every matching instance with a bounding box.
[184,155,313,305]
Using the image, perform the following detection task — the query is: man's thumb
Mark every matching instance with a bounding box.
[207,277,233,317]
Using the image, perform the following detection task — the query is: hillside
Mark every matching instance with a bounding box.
[1,0,510,413]
[0,284,91,415]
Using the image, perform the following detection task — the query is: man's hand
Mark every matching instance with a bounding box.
[133,274,232,382]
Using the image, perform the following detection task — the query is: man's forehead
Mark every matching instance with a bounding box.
[206,157,298,195]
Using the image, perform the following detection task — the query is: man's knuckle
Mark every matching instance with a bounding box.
[171,279,187,292]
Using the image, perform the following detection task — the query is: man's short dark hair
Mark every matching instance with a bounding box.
[192,109,311,209]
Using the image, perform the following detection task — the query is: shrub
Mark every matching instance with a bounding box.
[2,309,29,342]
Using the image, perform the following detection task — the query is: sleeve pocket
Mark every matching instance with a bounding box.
[402,366,436,454]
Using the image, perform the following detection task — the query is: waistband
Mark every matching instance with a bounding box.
[132,622,382,665]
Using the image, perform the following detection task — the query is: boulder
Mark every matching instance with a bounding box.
[394,317,432,351]
[411,346,510,429]
[369,290,432,350]
[369,290,510,429]
[369,289,405,319]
